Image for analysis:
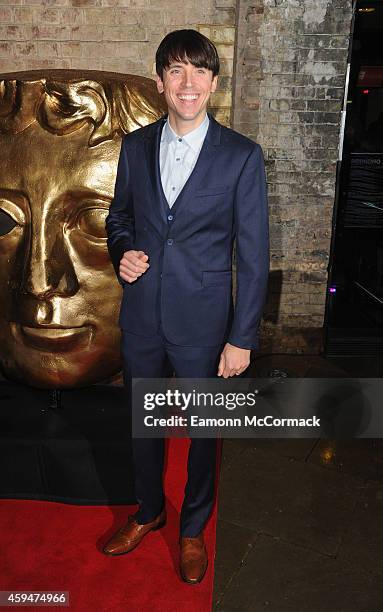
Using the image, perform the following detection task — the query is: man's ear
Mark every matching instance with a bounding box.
[156,74,164,94]
[211,74,218,94]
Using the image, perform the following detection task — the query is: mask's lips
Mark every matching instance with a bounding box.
[12,323,92,352]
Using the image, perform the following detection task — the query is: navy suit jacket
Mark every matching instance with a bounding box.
[106,113,269,350]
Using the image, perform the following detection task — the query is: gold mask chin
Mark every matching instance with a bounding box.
[0,70,166,389]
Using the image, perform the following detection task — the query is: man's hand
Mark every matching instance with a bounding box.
[217,343,251,378]
[120,250,149,283]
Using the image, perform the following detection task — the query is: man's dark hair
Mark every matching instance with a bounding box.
[156,29,220,79]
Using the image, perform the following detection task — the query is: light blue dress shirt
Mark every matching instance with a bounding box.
[159,114,210,208]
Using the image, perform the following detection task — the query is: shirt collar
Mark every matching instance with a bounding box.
[161,114,210,152]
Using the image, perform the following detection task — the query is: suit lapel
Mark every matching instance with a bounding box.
[170,115,222,218]
[143,112,222,227]
[144,115,168,227]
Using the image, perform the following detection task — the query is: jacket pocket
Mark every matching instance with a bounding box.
[202,270,232,287]
[195,186,234,197]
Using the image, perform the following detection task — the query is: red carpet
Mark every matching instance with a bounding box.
[0,438,220,611]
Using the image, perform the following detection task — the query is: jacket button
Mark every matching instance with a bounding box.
[167,238,173,246]
[168,215,173,221]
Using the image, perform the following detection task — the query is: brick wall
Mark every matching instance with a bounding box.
[0,1,236,124]
[233,0,352,353]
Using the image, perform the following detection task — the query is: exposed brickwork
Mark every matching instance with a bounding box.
[198,23,235,125]
[0,1,236,123]
[233,0,352,353]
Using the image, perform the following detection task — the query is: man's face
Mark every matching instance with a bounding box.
[156,59,217,125]
[0,123,122,388]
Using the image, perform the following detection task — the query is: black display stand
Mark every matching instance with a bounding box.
[0,380,136,505]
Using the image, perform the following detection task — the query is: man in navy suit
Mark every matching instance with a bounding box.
[103,29,269,584]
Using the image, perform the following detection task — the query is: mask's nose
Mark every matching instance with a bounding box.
[17,209,79,324]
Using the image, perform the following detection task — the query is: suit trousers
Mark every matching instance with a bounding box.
[121,328,223,537]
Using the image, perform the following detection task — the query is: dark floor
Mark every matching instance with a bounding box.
[213,354,383,612]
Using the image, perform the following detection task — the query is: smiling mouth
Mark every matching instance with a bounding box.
[12,324,92,352]
[177,94,200,102]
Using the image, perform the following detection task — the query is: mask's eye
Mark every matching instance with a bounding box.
[0,209,17,236]
[77,207,108,239]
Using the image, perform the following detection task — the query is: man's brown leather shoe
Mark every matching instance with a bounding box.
[103,508,166,556]
[180,533,208,584]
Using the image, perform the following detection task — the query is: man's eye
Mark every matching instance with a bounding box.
[77,208,108,239]
[0,209,17,236]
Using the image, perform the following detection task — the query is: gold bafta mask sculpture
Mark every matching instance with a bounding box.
[0,70,166,389]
